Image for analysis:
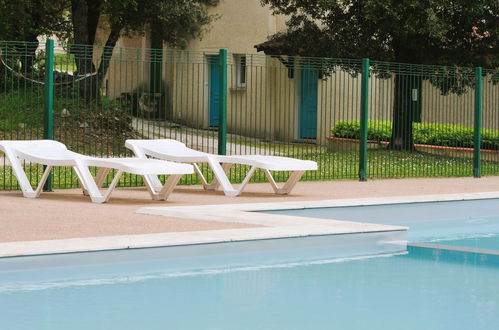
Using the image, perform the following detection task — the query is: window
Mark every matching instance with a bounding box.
[235,54,246,88]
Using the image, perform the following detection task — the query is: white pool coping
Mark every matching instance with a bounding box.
[1,191,498,258]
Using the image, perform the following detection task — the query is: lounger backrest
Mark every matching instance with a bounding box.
[126,139,208,161]
[0,140,81,163]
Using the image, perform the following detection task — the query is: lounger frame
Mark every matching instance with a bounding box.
[126,139,317,196]
[0,140,193,203]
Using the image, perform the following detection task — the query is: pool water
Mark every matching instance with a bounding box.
[1,198,498,330]
[0,246,498,330]
[431,235,499,250]
[262,198,499,245]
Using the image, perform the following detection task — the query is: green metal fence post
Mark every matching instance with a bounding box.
[473,67,483,178]
[218,49,227,155]
[359,58,370,181]
[43,39,55,191]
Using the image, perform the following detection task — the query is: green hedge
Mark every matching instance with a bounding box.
[331,120,499,150]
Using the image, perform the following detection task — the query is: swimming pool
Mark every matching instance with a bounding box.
[0,198,498,330]
[262,198,499,244]
[433,235,499,250]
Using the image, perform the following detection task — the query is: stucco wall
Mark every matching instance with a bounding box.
[168,51,210,126]
[95,16,152,99]
[421,79,498,130]
[226,55,273,140]
[162,0,288,131]
[186,0,286,54]
[482,76,499,131]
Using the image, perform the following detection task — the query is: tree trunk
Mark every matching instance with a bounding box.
[149,27,163,94]
[86,0,103,45]
[389,73,415,151]
[71,0,93,73]
[70,0,105,101]
[96,24,121,90]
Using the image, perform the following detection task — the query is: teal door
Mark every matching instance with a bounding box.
[299,64,318,139]
[209,56,220,127]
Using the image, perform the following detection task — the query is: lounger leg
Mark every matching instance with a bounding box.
[145,174,164,192]
[73,167,108,196]
[95,167,111,188]
[233,166,258,196]
[3,149,38,198]
[193,163,209,186]
[100,170,123,203]
[147,174,182,201]
[206,157,238,196]
[204,163,233,191]
[72,167,90,196]
[143,175,160,195]
[74,161,107,203]
[263,170,305,195]
[32,165,53,198]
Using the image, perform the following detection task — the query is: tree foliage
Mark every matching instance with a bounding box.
[70,0,219,52]
[260,0,498,150]
[0,1,69,92]
[260,0,498,68]
[0,0,69,42]
[68,0,220,96]
[1,0,219,98]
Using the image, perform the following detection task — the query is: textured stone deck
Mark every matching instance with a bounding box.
[1,176,498,257]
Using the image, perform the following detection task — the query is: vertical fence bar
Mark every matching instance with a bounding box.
[218,49,227,155]
[43,39,54,191]
[359,58,370,181]
[474,67,483,178]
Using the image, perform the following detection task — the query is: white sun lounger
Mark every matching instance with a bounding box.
[0,140,194,203]
[125,139,317,196]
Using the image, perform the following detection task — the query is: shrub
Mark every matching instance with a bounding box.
[331,120,499,150]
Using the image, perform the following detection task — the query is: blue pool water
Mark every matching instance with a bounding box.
[262,198,499,245]
[0,198,498,330]
[431,235,499,250]
[0,246,498,330]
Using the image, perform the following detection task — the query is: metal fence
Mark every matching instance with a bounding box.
[1,40,498,190]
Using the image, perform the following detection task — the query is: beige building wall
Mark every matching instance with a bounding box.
[226,59,392,145]
[186,0,285,53]
[420,80,475,127]
[318,72,364,144]
[95,15,152,99]
[226,55,273,140]
[166,51,211,126]
[369,76,395,124]
[166,0,287,133]
[482,77,499,131]
[267,58,299,142]
[421,79,499,131]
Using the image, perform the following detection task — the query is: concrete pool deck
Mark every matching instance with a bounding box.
[1,176,499,257]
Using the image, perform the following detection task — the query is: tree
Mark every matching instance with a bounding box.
[1,0,219,99]
[0,0,69,87]
[69,0,220,97]
[259,0,499,150]
[0,0,69,42]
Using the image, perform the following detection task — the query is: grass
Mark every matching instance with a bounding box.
[54,54,77,73]
[0,88,44,131]
[304,149,499,180]
[0,87,137,154]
